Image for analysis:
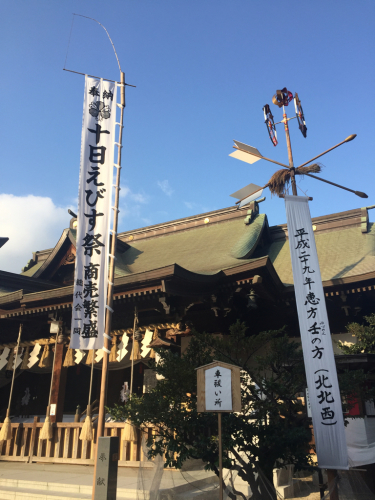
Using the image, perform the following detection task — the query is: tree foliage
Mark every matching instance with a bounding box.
[110,323,312,499]
[109,321,375,499]
[337,313,375,354]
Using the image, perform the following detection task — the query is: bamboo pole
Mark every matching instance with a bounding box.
[0,324,23,441]
[80,355,94,441]
[40,329,59,440]
[283,106,297,196]
[7,324,22,411]
[96,71,125,438]
[296,135,356,170]
[130,307,138,396]
[92,71,125,500]
[218,412,223,500]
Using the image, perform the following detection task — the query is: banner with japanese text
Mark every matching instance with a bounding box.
[70,76,117,350]
[285,195,348,469]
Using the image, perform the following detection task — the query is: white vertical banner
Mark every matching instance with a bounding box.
[70,76,117,350]
[285,195,348,469]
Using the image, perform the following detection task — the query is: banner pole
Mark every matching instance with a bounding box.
[282,105,297,196]
[130,306,138,396]
[92,71,125,500]
[218,412,223,500]
[282,107,345,483]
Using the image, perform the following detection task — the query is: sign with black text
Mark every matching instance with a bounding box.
[285,195,348,469]
[71,76,117,350]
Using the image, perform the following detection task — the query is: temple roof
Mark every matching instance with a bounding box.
[2,202,373,305]
[114,212,267,277]
[258,214,375,287]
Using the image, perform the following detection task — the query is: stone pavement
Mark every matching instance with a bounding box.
[0,461,220,499]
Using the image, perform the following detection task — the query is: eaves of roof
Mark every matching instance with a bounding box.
[0,257,280,313]
[32,229,74,279]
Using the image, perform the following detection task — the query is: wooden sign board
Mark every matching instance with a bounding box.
[196,360,241,413]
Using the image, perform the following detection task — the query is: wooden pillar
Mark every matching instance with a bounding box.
[49,339,67,423]
[327,469,339,500]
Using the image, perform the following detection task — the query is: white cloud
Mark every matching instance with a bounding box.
[0,194,70,274]
[120,185,148,204]
[117,184,150,228]
[184,201,212,214]
[184,201,197,210]
[157,180,174,197]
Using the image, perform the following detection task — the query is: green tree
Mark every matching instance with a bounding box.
[109,322,374,499]
[336,313,375,415]
[337,313,375,354]
[110,323,312,499]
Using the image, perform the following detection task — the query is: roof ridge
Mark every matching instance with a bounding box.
[117,205,250,242]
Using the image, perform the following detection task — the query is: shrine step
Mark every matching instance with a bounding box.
[0,478,140,500]
[0,477,222,500]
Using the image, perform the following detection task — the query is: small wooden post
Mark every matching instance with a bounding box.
[74,405,81,423]
[218,412,223,500]
[327,469,339,500]
[196,361,241,500]
[28,416,40,463]
[318,468,326,499]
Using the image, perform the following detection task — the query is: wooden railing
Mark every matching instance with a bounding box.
[0,418,151,466]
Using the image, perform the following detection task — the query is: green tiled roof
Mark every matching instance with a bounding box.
[265,223,375,286]
[115,214,267,277]
[16,208,375,289]
[21,261,44,277]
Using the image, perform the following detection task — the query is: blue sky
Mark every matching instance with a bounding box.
[1,0,374,272]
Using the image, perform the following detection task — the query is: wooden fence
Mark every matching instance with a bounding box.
[0,418,151,466]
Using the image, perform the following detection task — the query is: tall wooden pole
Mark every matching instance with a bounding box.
[130,306,138,396]
[327,469,339,500]
[92,71,125,500]
[283,105,341,498]
[218,412,223,500]
[6,324,23,418]
[283,106,297,196]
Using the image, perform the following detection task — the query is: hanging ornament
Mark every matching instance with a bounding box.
[63,347,75,367]
[141,329,153,358]
[294,93,307,138]
[117,335,129,362]
[95,349,104,363]
[28,344,42,369]
[39,344,53,368]
[74,349,85,364]
[109,337,118,362]
[85,349,95,365]
[0,348,10,370]
[272,87,293,108]
[20,346,30,370]
[263,104,278,146]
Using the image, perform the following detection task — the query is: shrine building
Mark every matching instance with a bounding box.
[0,200,374,466]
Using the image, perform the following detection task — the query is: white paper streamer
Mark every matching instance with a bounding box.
[117,336,129,362]
[141,329,153,358]
[27,344,41,369]
[95,349,104,363]
[74,349,85,364]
